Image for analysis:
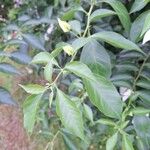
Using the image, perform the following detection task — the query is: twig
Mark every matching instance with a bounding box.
[44,130,60,150]
[132,53,150,91]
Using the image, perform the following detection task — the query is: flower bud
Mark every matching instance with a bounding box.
[57,18,71,32]
[63,45,75,56]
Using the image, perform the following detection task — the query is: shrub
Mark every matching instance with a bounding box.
[0,0,150,149]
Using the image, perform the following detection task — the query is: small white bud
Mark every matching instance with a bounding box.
[120,87,132,101]
[47,24,54,34]
[57,18,71,32]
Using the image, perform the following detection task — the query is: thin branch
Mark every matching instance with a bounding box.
[44,130,60,150]
[83,3,94,37]
[132,53,150,91]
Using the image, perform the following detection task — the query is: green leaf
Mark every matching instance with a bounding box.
[144,63,150,68]
[130,10,150,42]
[10,51,32,65]
[106,132,118,150]
[22,17,50,27]
[141,12,150,36]
[102,0,131,33]
[136,138,145,150]
[130,0,148,13]
[22,34,45,51]
[22,19,42,27]
[113,81,132,89]
[90,9,116,22]
[122,134,134,150]
[136,77,150,90]
[69,79,83,93]
[115,63,138,72]
[143,28,150,44]
[0,87,17,105]
[137,90,150,106]
[69,20,81,35]
[62,133,78,150]
[44,62,53,82]
[65,61,95,81]
[31,52,58,65]
[0,63,20,75]
[91,31,143,53]
[19,84,45,94]
[72,37,90,51]
[56,89,84,139]
[133,116,150,149]
[83,104,93,123]
[51,42,67,57]
[5,39,27,46]
[84,75,123,119]
[80,40,111,78]
[95,118,116,126]
[62,5,85,20]
[23,94,42,133]
[131,107,150,115]
[111,74,133,81]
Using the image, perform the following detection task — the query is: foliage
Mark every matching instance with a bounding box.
[0,0,150,149]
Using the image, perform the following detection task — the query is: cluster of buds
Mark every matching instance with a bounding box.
[13,0,23,8]
[44,24,54,41]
